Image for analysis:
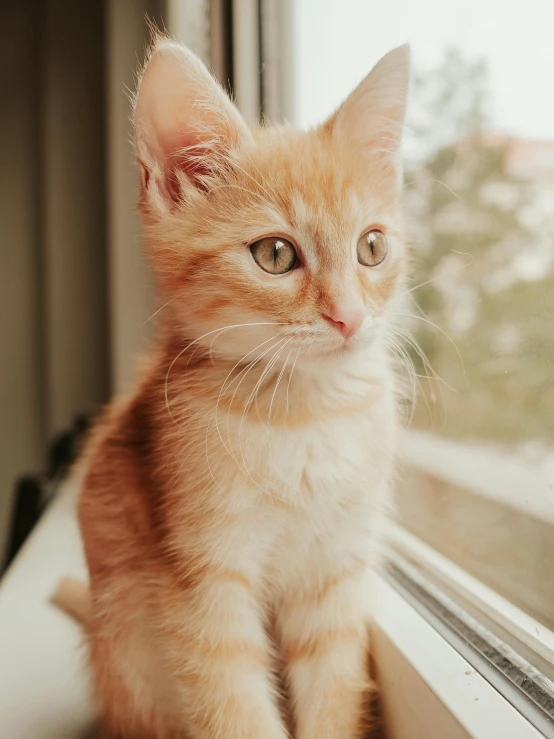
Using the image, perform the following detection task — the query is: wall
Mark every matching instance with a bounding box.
[41,0,110,435]
[106,0,163,394]
[0,1,45,560]
[0,0,109,561]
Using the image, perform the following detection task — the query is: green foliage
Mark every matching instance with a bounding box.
[404,50,554,445]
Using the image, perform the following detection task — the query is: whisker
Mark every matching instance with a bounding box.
[433,178,463,202]
[383,331,418,422]
[390,312,468,387]
[185,321,286,372]
[198,338,287,505]
[224,336,287,443]
[389,254,474,305]
[214,336,284,465]
[220,336,281,400]
[222,338,288,494]
[237,343,290,500]
[385,319,451,428]
[268,347,293,424]
[141,297,176,326]
[285,350,300,425]
[164,321,285,423]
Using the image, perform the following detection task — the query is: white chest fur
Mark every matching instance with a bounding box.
[211,364,396,586]
[175,352,398,598]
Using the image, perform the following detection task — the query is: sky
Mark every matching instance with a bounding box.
[291,0,554,141]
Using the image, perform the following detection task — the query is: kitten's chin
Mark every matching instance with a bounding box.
[298,335,380,370]
[312,343,353,360]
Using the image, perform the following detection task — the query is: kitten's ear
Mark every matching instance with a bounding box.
[327,45,410,164]
[134,37,251,211]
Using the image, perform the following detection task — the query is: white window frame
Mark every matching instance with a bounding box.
[386,521,554,668]
[373,576,545,739]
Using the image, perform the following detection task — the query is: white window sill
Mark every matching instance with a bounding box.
[0,479,544,739]
[0,476,94,739]
[372,577,544,739]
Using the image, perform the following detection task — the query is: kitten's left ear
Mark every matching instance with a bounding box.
[327,45,410,164]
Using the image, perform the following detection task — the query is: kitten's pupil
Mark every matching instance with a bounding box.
[357,230,388,267]
[250,237,298,275]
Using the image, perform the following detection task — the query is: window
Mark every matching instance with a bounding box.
[1,3,551,737]
[261,0,554,731]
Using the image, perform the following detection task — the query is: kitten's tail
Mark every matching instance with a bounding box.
[51,577,91,625]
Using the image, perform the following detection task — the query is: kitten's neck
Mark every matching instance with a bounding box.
[159,334,392,429]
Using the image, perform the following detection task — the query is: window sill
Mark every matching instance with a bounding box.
[0,479,545,739]
[0,476,94,739]
[372,575,545,739]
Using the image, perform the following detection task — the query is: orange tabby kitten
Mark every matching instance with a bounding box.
[73,35,410,739]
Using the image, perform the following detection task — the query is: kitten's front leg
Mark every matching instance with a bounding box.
[279,562,374,739]
[159,572,289,739]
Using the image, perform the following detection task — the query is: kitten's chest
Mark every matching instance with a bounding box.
[243,388,395,505]
[184,368,397,583]
[259,410,394,593]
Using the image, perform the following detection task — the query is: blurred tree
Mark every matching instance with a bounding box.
[403,49,554,444]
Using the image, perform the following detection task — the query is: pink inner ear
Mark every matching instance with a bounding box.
[139,106,223,202]
[154,112,224,197]
[138,159,150,191]
[135,40,250,209]
[165,143,219,198]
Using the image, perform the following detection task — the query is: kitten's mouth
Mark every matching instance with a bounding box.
[318,329,377,359]
[312,338,357,359]
[285,328,371,361]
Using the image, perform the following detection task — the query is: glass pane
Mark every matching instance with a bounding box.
[284,0,554,631]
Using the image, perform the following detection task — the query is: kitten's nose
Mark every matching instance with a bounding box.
[323,300,366,339]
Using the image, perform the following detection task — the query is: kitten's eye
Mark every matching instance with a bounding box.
[357,230,388,267]
[250,237,299,275]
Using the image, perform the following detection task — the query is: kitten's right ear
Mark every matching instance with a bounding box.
[134,37,251,212]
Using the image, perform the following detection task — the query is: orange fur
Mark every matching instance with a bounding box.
[70,34,410,739]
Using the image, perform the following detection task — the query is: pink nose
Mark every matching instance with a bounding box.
[323,301,366,339]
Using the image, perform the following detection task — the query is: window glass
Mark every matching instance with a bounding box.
[285,0,554,631]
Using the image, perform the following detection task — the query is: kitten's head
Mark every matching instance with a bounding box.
[135,37,410,369]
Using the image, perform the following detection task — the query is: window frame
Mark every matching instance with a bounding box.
[250,3,554,736]
[0,479,549,739]
[372,574,548,739]
[386,520,554,671]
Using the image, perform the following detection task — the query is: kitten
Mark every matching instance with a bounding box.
[70,34,410,739]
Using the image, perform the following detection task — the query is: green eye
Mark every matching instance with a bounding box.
[357,230,388,267]
[250,237,299,275]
